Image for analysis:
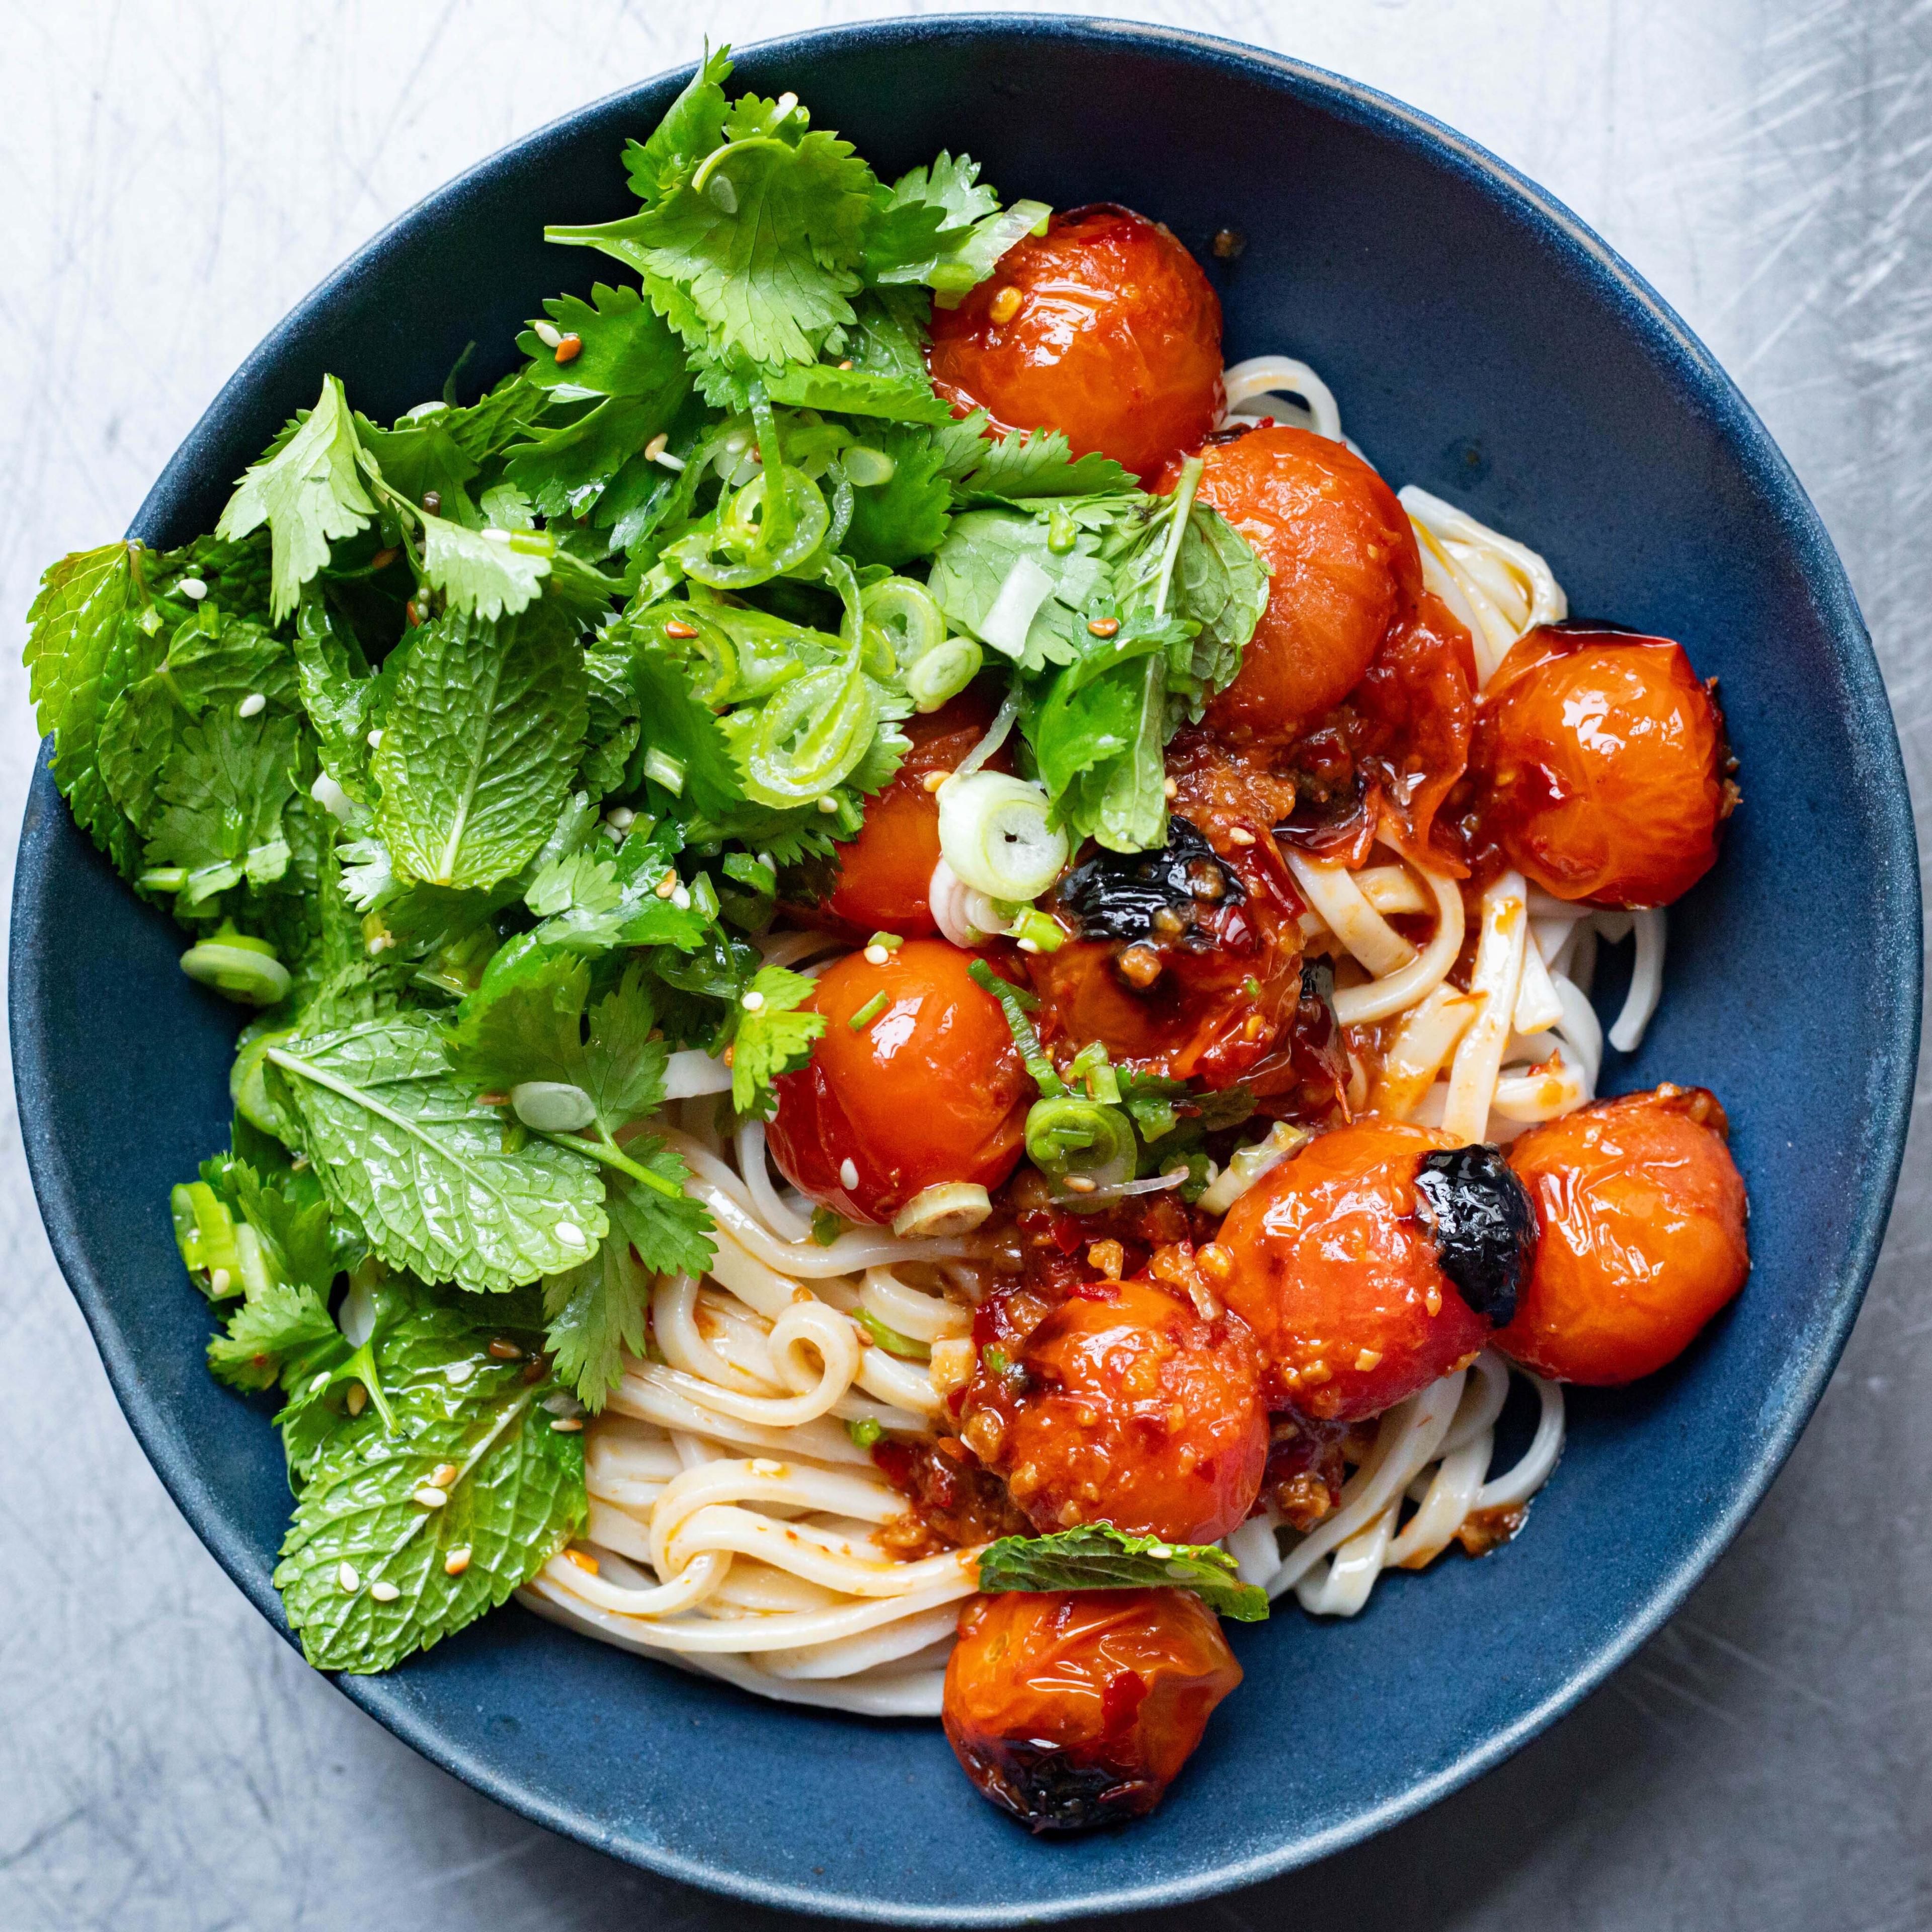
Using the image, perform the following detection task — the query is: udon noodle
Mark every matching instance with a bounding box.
[521,357,1671,1714]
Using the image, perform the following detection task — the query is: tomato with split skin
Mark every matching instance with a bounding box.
[961,1273,1269,1545]
[927,205,1225,484]
[1470,626,1731,907]
[943,1588,1242,1833]
[1160,425,1423,747]
[1216,1121,1535,1421]
[765,940,1030,1224]
[1496,1085,1748,1384]
[810,690,1007,937]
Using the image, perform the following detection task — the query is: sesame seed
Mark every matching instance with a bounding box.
[1164,777,1179,799]
[445,1547,472,1576]
[236,692,267,718]
[445,1360,474,1386]
[921,770,949,793]
[989,286,1023,325]
[741,989,766,1012]
[209,1267,232,1296]
[1063,1173,1098,1194]
[533,319,564,348]
[337,1562,360,1593]
[555,1221,588,1247]
[550,1417,584,1433]
[346,1383,367,1417]
[751,1458,784,1476]
[370,547,398,571]
[553,333,583,365]
[839,1158,860,1190]
[817,795,839,814]
[838,359,854,370]
[664,618,699,639]
[645,433,670,462]
[177,577,208,601]
[606,805,635,832]
[670,885,691,910]
[413,1485,449,1508]
[366,728,383,749]
[369,1580,400,1602]
[421,491,441,514]
[863,944,889,965]
[432,1464,458,1488]
[405,601,420,627]
[1087,616,1121,638]
[564,1548,600,1574]
[487,1338,522,1359]
[1229,827,1256,846]
[655,869,678,899]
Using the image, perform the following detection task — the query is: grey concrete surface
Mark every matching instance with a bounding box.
[2,2,1928,1927]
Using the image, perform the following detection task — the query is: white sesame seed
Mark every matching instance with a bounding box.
[445,1546,472,1576]
[369,1580,400,1602]
[290,1154,309,1171]
[178,577,208,601]
[550,1416,585,1433]
[237,692,267,719]
[839,1158,860,1191]
[707,173,739,215]
[337,1562,360,1593]
[741,989,766,1012]
[774,91,798,117]
[670,885,691,910]
[209,1267,232,1296]
[444,1360,474,1386]
[412,1485,449,1508]
[1164,777,1179,800]
[1063,1174,1098,1194]
[644,433,670,462]
[366,728,383,749]
[652,448,686,472]
[555,1220,588,1248]
[601,822,622,843]
[533,319,564,348]
[816,794,839,815]
[863,944,889,965]
[606,805,635,831]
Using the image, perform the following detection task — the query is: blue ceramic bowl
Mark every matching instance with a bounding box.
[13,16,1920,1922]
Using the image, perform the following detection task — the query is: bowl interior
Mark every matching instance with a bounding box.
[12,17,1919,1923]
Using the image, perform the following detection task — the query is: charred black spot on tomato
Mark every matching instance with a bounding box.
[1059,818,1243,945]
[953,1740,1158,1835]
[1412,1146,1538,1326]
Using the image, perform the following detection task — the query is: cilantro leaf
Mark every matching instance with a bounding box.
[372,610,588,890]
[525,821,715,956]
[841,422,953,567]
[355,412,480,525]
[215,376,377,622]
[417,514,552,619]
[762,361,951,424]
[864,152,1000,284]
[266,1014,609,1292]
[725,964,824,1116]
[927,508,1110,670]
[936,414,1138,500]
[208,1277,339,1392]
[623,46,735,207]
[516,282,689,402]
[976,1522,1270,1622]
[271,1292,586,1672]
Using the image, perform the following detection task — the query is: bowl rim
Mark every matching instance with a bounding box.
[12,13,1922,1922]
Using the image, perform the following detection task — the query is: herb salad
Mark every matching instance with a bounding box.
[22,48,1269,1675]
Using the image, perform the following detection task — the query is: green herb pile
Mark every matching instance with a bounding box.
[21,48,1267,1675]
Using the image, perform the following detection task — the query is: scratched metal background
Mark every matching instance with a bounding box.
[2,3,1928,1927]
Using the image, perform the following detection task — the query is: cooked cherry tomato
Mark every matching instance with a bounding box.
[766,940,1029,1223]
[1471,626,1730,907]
[818,691,1004,936]
[1217,1122,1534,1421]
[1496,1085,1748,1384]
[962,1274,1268,1544]
[927,206,1224,484]
[1161,426,1422,746]
[943,1588,1242,1832]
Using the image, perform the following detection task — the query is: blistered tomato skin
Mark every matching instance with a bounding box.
[766,940,1029,1224]
[942,1589,1242,1833]
[1217,1120,1503,1421]
[964,1275,1269,1544]
[1163,426,1423,747]
[818,691,1004,936]
[1497,1085,1749,1384]
[926,206,1224,484]
[1473,626,1729,907]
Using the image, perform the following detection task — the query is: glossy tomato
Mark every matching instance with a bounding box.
[766,940,1029,1223]
[961,1274,1268,1544]
[1217,1121,1533,1421]
[1165,426,1422,746]
[1471,626,1731,906]
[1496,1085,1749,1383]
[942,1588,1242,1832]
[927,205,1224,483]
[818,690,1004,936]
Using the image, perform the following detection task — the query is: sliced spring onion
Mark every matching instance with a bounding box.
[1196,1121,1312,1214]
[938,771,1068,901]
[663,1049,734,1100]
[891,1182,993,1239]
[1007,906,1065,953]
[510,1081,598,1132]
[861,577,946,669]
[739,654,880,807]
[904,636,982,712]
[979,554,1057,658]
[180,934,291,1007]
[641,747,686,795]
[1025,1096,1137,1200]
[229,1027,293,1137]
[843,445,897,488]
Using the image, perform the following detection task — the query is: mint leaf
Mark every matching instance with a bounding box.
[417,515,552,619]
[724,964,824,1116]
[976,1522,1270,1622]
[372,610,588,891]
[266,1014,609,1292]
[293,597,376,800]
[1170,503,1269,708]
[215,376,377,623]
[144,712,305,905]
[272,1293,586,1672]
